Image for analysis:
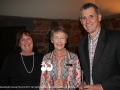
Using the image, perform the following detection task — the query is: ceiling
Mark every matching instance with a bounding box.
[0,0,120,20]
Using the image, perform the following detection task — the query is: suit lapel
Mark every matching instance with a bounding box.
[93,28,106,66]
[83,35,90,83]
[83,35,90,68]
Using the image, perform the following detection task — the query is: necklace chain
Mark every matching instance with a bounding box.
[20,53,34,73]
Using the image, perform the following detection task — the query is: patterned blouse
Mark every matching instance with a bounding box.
[40,50,81,90]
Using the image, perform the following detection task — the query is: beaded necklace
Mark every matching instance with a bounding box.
[20,53,34,73]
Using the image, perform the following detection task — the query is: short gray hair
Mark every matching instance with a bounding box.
[50,26,68,39]
[80,3,100,18]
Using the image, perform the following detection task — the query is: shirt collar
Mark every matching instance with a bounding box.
[88,28,101,44]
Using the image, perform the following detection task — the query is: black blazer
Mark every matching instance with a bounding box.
[78,28,120,90]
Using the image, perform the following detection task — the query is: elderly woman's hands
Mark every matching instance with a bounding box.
[54,79,67,89]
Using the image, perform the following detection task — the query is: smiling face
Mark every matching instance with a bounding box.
[80,7,102,37]
[51,31,67,51]
[19,33,33,53]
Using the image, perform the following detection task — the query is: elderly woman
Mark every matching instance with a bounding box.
[0,30,43,90]
[40,27,81,90]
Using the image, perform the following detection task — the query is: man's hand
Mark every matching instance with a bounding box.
[79,84,103,90]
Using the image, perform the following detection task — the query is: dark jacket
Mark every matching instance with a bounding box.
[78,28,120,90]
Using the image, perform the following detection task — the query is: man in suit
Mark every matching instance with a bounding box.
[78,3,120,90]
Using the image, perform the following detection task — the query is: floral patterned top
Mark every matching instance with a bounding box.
[40,50,81,90]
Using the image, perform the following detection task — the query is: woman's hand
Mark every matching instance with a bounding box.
[79,83,86,90]
[54,79,66,89]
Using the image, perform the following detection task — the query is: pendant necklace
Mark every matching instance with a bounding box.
[20,53,34,73]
